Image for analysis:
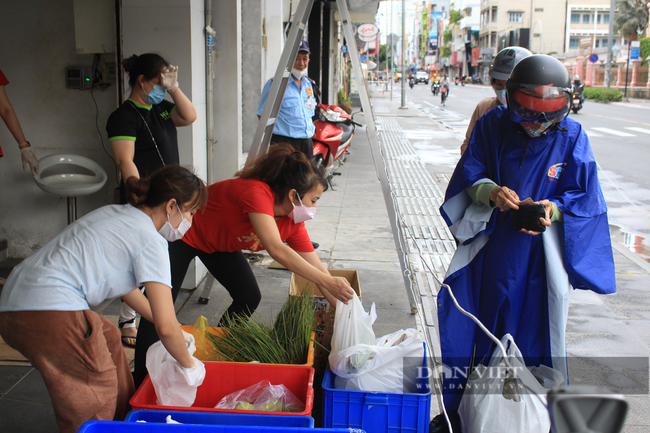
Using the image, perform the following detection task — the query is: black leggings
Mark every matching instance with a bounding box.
[133,240,261,388]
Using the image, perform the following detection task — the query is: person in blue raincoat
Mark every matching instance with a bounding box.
[434,55,616,431]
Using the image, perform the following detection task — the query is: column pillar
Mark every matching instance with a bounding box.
[585,62,592,86]
[241,0,262,153]
[646,56,650,88]
[630,59,642,87]
[576,56,584,81]
[616,58,626,86]
[212,0,242,181]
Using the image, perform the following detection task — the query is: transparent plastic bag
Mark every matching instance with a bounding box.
[191,315,212,361]
[215,380,305,413]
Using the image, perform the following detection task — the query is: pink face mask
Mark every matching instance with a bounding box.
[288,194,316,223]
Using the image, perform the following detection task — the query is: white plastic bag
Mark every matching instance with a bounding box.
[330,292,376,355]
[458,334,555,433]
[329,329,425,393]
[215,380,305,413]
[146,330,206,407]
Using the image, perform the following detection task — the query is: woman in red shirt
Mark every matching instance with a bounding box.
[133,144,354,387]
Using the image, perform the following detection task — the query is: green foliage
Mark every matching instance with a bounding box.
[443,28,453,44]
[378,44,387,64]
[441,46,452,58]
[449,10,462,25]
[640,37,650,66]
[583,87,623,102]
[614,0,649,40]
[337,89,352,114]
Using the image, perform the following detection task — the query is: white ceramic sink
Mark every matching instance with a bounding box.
[34,154,108,197]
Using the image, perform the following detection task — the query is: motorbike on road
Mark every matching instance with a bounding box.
[571,83,584,114]
[431,81,440,95]
[312,104,362,187]
[409,76,415,89]
[455,77,459,86]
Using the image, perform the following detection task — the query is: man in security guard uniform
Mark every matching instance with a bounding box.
[257,40,317,158]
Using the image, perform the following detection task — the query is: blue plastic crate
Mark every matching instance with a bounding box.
[78,421,363,432]
[125,410,313,427]
[322,344,431,433]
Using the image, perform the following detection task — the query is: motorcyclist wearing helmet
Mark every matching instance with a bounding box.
[461,46,532,154]
[572,74,585,104]
[435,54,616,432]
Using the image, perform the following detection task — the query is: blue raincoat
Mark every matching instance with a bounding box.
[438,105,615,414]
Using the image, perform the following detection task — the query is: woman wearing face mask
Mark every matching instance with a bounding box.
[0,165,208,433]
[133,144,355,387]
[256,40,316,158]
[106,53,197,347]
[460,47,532,155]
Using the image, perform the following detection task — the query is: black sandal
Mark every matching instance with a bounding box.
[118,318,137,348]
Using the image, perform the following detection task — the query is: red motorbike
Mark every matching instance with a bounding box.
[312,104,362,185]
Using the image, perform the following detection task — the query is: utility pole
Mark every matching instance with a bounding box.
[390,1,393,101]
[400,0,407,108]
[604,0,615,88]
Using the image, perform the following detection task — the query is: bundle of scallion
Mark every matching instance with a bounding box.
[205,289,315,365]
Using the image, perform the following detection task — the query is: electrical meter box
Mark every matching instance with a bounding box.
[65,67,93,90]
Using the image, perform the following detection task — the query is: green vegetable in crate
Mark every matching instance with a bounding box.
[205,289,315,364]
[215,380,305,413]
[235,401,254,410]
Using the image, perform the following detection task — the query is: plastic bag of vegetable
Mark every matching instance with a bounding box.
[330,292,376,369]
[329,328,425,393]
[146,330,206,407]
[215,380,305,413]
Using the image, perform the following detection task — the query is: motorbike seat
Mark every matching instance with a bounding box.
[339,122,354,145]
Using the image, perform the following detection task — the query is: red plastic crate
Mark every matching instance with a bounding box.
[130,362,314,416]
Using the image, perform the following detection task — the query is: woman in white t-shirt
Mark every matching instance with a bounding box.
[0,165,207,433]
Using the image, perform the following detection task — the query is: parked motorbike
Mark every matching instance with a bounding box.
[455,77,459,86]
[409,77,415,89]
[431,81,440,96]
[571,83,584,113]
[312,104,362,186]
[440,85,449,106]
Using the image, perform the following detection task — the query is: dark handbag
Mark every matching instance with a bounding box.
[512,204,546,232]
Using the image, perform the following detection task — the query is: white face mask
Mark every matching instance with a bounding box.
[158,204,192,242]
[288,194,316,223]
[291,67,307,80]
[494,88,507,105]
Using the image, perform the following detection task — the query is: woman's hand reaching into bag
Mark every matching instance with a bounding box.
[321,276,355,305]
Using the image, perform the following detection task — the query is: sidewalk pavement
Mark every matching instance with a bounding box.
[1,89,649,432]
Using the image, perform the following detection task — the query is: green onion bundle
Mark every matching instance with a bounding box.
[205,289,315,365]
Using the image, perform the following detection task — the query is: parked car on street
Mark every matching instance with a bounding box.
[415,71,429,84]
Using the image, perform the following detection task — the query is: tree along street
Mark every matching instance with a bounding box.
[398,82,650,262]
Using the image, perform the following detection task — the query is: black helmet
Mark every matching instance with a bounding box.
[506,55,572,124]
[489,47,533,81]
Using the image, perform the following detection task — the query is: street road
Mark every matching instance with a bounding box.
[395,82,650,261]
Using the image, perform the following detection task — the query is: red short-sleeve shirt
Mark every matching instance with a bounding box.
[182,178,314,253]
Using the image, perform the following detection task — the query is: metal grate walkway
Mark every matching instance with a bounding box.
[372,104,456,366]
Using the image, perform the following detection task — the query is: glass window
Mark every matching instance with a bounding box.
[492,6,498,22]
[508,12,523,23]
[601,39,608,48]
[571,13,580,23]
[569,38,579,49]
[603,14,609,24]
[596,39,600,48]
[583,14,590,24]
[597,13,601,24]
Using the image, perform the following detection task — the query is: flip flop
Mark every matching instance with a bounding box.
[121,335,137,348]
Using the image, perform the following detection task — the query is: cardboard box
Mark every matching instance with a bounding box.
[289,270,361,375]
